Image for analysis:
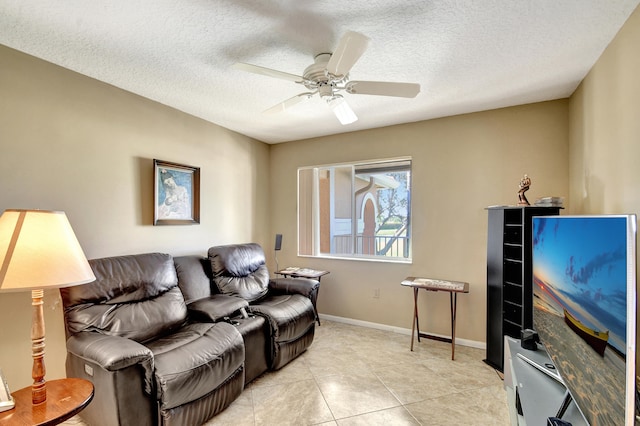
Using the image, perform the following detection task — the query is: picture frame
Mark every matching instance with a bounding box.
[154,159,200,225]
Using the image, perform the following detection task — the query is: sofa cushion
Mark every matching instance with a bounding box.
[250,294,316,370]
[188,294,249,322]
[61,253,187,343]
[174,255,217,303]
[65,287,187,343]
[146,322,244,411]
[250,294,316,343]
[65,253,179,305]
[208,244,269,302]
[233,316,269,384]
[269,277,320,298]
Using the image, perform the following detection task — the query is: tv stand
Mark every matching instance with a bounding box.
[515,351,562,384]
[504,337,588,425]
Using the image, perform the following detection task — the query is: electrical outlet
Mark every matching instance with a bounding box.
[373,288,380,298]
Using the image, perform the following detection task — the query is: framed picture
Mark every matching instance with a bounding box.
[154,159,200,225]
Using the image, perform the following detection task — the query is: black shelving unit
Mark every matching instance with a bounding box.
[484,206,561,372]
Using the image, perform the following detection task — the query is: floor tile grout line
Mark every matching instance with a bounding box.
[312,367,338,423]
[371,369,425,425]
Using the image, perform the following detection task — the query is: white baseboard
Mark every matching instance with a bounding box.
[319,313,486,350]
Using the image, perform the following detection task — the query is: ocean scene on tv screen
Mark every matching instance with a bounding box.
[533,216,627,355]
[532,216,633,425]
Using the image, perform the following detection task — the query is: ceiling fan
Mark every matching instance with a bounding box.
[233,31,421,125]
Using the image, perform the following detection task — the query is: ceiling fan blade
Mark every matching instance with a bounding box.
[346,81,421,98]
[326,31,370,77]
[263,92,314,115]
[233,62,303,83]
[327,96,358,125]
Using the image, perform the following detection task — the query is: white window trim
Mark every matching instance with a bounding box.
[297,156,412,263]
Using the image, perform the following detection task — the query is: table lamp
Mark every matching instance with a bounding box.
[0,209,95,405]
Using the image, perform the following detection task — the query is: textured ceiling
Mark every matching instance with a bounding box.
[1,1,638,143]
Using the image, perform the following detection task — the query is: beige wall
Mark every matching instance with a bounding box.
[568,5,640,363]
[568,6,640,216]
[0,45,270,389]
[270,100,569,343]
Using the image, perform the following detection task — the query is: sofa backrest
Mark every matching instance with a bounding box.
[174,255,219,304]
[208,243,269,302]
[60,252,187,343]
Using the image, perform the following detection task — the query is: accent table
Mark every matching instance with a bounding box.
[276,268,329,325]
[401,277,470,360]
[0,378,93,426]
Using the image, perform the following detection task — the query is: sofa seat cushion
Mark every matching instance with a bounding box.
[145,322,244,411]
[250,294,316,343]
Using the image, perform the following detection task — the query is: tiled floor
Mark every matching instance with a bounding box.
[64,320,510,425]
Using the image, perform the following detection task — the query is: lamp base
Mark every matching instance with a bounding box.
[32,383,46,405]
[31,289,47,404]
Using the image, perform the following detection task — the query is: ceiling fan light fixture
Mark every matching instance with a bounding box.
[327,95,357,125]
[234,30,418,124]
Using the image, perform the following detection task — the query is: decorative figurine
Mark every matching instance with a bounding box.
[517,174,531,206]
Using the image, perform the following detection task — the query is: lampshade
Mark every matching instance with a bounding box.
[0,209,95,291]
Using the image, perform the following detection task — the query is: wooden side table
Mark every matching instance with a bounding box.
[401,277,470,360]
[0,378,93,425]
[276,268,329,325]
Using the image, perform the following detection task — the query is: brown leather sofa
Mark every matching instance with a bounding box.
[60,244,318,426]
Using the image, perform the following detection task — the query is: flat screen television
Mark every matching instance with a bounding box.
[531,214,637,425]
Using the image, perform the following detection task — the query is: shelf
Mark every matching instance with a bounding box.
[504,242,522,247]
[504,301,523,318]
[504,318,521,327]
[504,284,523,304]
[504,297,523,307]
[504,209,523,224]
[504,299,523,308]
[504,227,523,245]
[504,310,523,324]
[504,273,522,286]
[503,321,522,338]
[504,245,523,261]
[485,206,561,372]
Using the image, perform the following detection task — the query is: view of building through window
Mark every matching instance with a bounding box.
[298,158,411,261]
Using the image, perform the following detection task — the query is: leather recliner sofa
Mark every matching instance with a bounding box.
[206,243,318,370]
[60,244,319,426]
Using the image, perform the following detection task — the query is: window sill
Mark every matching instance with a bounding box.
[297,254,412,264]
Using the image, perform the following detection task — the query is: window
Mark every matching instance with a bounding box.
[298,158,411,261]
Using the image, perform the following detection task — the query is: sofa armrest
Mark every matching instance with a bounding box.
[188,294,249,322]
[67,332,154,394]
[269,277,319,298]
